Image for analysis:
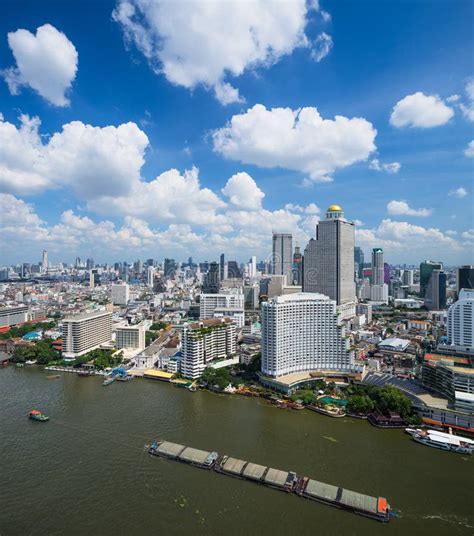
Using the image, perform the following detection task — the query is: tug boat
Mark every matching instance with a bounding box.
[28,410,49,422]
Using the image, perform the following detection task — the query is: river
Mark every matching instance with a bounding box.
[0,367,472,536]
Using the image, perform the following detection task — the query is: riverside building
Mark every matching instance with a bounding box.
[446,289,474,353]
[62,310,112,359]
[261,293,353,378]
[181,318,236,379]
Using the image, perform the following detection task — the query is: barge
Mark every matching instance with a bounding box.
[148,440,391,522]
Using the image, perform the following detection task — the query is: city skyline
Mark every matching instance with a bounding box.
[0,1,473,266]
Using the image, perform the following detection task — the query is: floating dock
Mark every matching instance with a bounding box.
[148,440,390,522]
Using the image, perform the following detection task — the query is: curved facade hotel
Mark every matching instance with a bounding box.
[261,293,353,378]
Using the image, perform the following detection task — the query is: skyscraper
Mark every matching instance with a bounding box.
[272,233,293,284]
[371,248,384,285]
[202,262,220,293]
[457,265,474,293]
[42,250,48,274]
[420,260,443,297]
[292,246,303,285]
[424,269,447,310]
[354,247,364,279]
[447,289,474,352]
[147,266,155,287]
[220,253,225,280]
[302,204,355,305]
[164,258,177,278]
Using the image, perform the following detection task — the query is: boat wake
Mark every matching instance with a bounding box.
[422,514,474,529]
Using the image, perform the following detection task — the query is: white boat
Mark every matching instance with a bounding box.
[412,430,473,454]
[405,428,423,436]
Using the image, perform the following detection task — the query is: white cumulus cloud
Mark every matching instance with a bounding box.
[459,79,474,121]
[449,187,468,198]
[213,104,377,183]
[369,158,401,174]
[221,172,264,211]
[0,114,149,197]
[112,0,319,104]
[387,200,432,217]
[390,92,454,128]
[2,24,78,106]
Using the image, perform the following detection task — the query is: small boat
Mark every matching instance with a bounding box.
[116,375,132,382]
[28,410,49,422]
[77,370,94,377]
[102,377,115,386]
[16,363,24,368]
[405,427,424,436]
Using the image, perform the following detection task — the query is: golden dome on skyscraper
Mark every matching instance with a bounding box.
[327,204,343,212]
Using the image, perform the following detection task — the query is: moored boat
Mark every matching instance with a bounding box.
[411,430,473,454]
[28,409,49,422]
[102,377,115,386]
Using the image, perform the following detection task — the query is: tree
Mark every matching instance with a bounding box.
[348,395,374,415]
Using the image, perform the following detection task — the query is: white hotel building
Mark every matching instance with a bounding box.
[446,289,474,353]
[261,293,353,378]
[199,288,245,328]
[62,310,112,359]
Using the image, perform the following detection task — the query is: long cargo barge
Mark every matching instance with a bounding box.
[148,440,390,522]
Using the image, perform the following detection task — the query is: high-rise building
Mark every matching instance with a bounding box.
[115,322,146,351]
[89,269,100,288]
[446,289,474,352]
[42,250,48,273]
[402,269,414,286]
[292,246,303,286]
[354,247,364,279]
[199,288,244,327]
[420,260,443,297]
[261,293,353,378]
[202,262,220,293]
[457,265,474,293]
[86,258,94,270]
[371,248,384,285]
[302,204,355,305]
[384,263,391,285]
[147,266,155,288]
[424,269,447,310]
[220,253,225,280]
[227,260,242,279]
[272,233,293,283]
[62,310,112,359]
[248,256,257,278]
[111,283,129,305]
[181,318,236,379]
[164,258,177,278]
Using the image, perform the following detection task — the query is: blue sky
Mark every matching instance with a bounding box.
[0,0,472,266]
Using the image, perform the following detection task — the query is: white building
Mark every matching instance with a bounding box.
[111,283,129,305]
[147,266,155,288]
[62,310,112,359]
[303,205,355,306]
[115,322,146,351]
[181,318,237,379]
[370,283,389,303]
[0,305,28,327]
[261,293,353,378]
[199,288,245,328]
[446,289,474,353]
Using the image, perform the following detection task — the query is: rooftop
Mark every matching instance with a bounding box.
[63,310,111,322]
[269,292,332,304]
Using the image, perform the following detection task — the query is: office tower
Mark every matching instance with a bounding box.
[420,260,443,297]
[356,303,372,323]
[89,269,100,288]
[447,289,474,352]
[62,310,112,359]
[86,258,94,270]
[384,263,390,285]
[302,205,355,305]
[75,257,81,268]
[200,287,245,327]
[181,318,236,379]
[424,269,447,310]
[164,258,177,278]
[111,283,129,305]
[293,246,303,286]
[272,233,293,283]
[123,262,129,282]
[42,250,48,273]
[354,247,364,279]
[371,248,384,285]
[243,284,260,309]
[457,265,474,293]
[261,293,353,377]
[248,256,257,278]
[202,262,220,293]
[115,322,146,351]
[220,253,225,280]
[227,260,242,279]
[147,266,155,288]
[402,269,414,286]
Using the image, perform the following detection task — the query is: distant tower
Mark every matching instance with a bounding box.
[272,233,293,283]
[42,250,48,273]
[147,266,155,288]
[420,260,443,298]
[303,204,355,305]
[293,246,303,285]
[354,247,364,279]
[220,253,225,280]
[457,265,474,293]
[371,248,384,285]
